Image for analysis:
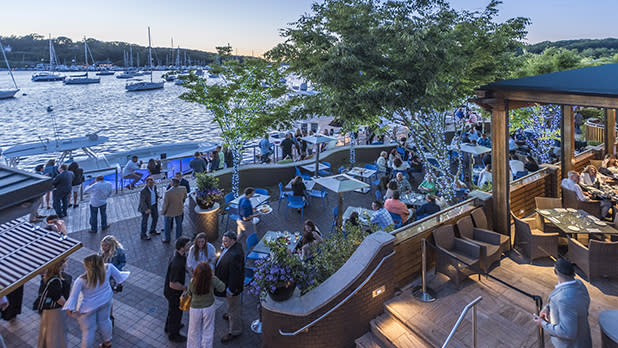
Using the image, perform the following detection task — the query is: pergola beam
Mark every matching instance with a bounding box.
[605,108,616,156]
[476,89,618,110]
[560,105,575,178]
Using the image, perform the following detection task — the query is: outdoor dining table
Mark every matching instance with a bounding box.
[536,208,618,236]
[230,193,271,208]
[400,192,426,208]
[252,230,302,255]
[342,206,376,225]
[581,184,618,202]
[346,167,376,193]
[300,163,330,174]
[285,177,316,191]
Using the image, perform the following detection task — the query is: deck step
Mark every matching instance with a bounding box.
[355,332,387,348]
[370,313,433,348]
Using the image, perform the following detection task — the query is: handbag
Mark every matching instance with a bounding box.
[179,291,191,311]
[32,277,61,313]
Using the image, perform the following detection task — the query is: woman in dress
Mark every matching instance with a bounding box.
[64,254,130,348]
[68,162,84,208]
[186,232,217,276]
[187,262,225,348]
[37,259,72,348]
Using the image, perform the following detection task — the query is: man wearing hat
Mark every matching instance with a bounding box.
[533,258,591,348]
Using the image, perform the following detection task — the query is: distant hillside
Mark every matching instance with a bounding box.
[527,38,618,58]
[0,34,224,68]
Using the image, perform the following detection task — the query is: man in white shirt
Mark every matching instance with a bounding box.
[562,171,612,217]
[123,155,143,189]
[84,176,113,233]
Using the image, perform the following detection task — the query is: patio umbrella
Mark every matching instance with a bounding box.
[314,174,370,228]
[448,144,491,185]
[300,135,338,177]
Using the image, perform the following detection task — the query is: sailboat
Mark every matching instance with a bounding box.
[64,38,100,85]
[0,39,19,99]
[126,27,164,92]
[32,35,65,82]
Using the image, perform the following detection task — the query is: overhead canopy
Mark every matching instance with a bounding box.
[314,174,369,193]
[0,220,82,297]
[449,144,491,155]
[0,165,52,224]
[300,135,337,144]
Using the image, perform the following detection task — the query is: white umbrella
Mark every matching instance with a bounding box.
[448,143,491,186]
[301,135,338,177]
[314,174,370,228]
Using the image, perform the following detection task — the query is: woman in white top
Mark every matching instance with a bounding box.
[186,232,217,275]
[580,165,602,186]
[477,163,492,188]
[64,254,130,348]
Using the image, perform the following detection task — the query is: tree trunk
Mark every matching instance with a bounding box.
[350,133,356,164]
[232,149,241,198]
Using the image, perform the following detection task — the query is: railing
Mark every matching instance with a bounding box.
[418,238,545,348]
[442,296,483,348]
[278,250,396,336]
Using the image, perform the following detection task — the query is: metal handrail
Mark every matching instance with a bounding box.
[442,296,483,348]
[278,250,396,336]
[423,239,545,348]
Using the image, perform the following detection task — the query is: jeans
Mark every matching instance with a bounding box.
[165,293,182,336]
[76,300,112,348]
[141,204,158,237]
[164,215,183,241]
[53,192,69,217]
[187,304,216,348]
[89,204,107,232]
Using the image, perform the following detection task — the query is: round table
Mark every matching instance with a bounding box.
[599,310,618,348]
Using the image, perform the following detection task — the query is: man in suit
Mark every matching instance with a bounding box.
[138,177,160,240]
[215,231,245,343]
[52,164,74,218]
[533,258,592,348]
[161,178,187,243]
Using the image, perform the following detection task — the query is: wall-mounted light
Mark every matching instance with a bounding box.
[372,285,385,298]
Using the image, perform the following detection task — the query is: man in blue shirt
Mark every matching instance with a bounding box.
[414,194,441,221]
[370,201,394,230]
[237,187,258,251]
[258,134,273,164]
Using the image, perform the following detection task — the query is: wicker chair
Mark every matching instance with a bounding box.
[470,207,490,230]
[562,188,603,219]
[456,216,506,272]
[568,238,618,281]
[512,214,559,263]
[432,224,481,287]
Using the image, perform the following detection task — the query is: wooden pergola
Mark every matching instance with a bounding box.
[474,63,618,235]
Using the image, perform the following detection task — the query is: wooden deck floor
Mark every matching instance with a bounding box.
[387,254,618,348]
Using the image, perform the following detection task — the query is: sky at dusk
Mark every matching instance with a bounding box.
[1,0,617,56]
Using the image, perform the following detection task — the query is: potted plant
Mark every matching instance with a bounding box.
[194,172,224,209]
[248,236,312,301]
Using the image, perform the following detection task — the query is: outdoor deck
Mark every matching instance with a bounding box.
[0,176,375,347]
[366,253,618,348]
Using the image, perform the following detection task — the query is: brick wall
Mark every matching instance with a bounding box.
[261,233,395,348]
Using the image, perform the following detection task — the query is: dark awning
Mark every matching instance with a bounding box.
[0,165,52,224]
[478,62,618,98]
[0,220,82,297]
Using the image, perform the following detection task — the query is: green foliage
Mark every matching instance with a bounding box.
[472,182,492,192]
[527,38,618,58]
[304,224,368,293]
[514,47,582,77]
[194,172,223,209]
[579,108,604,120]
[195,172,220,192]
[588,140,602,146]
[179,58,294,195]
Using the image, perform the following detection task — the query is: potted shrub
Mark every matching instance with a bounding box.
[194,172,224,209]
[248,236,312,301]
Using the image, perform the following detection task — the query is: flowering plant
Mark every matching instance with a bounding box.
[248,236,313,300]
[194,173,224,209]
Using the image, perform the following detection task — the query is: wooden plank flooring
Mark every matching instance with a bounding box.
[387,255,618,348]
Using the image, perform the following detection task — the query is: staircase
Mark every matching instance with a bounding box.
[356,271,546,348]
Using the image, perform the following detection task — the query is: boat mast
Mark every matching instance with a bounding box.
[0,40,18,89]
[49,34,53,71]
[84,37,88,66]
[148,26,153,83]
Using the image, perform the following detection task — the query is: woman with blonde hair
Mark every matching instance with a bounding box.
[100,235,126,271]
[37,259,71,348]
[186,232,216,276]
[581,165,602,186]
[64,254,129,348]
[187,262,225,348]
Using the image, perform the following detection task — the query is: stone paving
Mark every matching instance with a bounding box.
[0,179,376,348]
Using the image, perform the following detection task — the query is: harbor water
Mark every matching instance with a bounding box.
[0,70,220,169]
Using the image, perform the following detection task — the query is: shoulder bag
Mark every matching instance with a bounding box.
[32,277,61,313]
[179,290,191,311]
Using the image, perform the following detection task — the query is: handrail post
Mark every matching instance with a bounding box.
[472,303,477,348]
[114,168,118,194]
[535,296,545,348]
[413,238,436,302]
